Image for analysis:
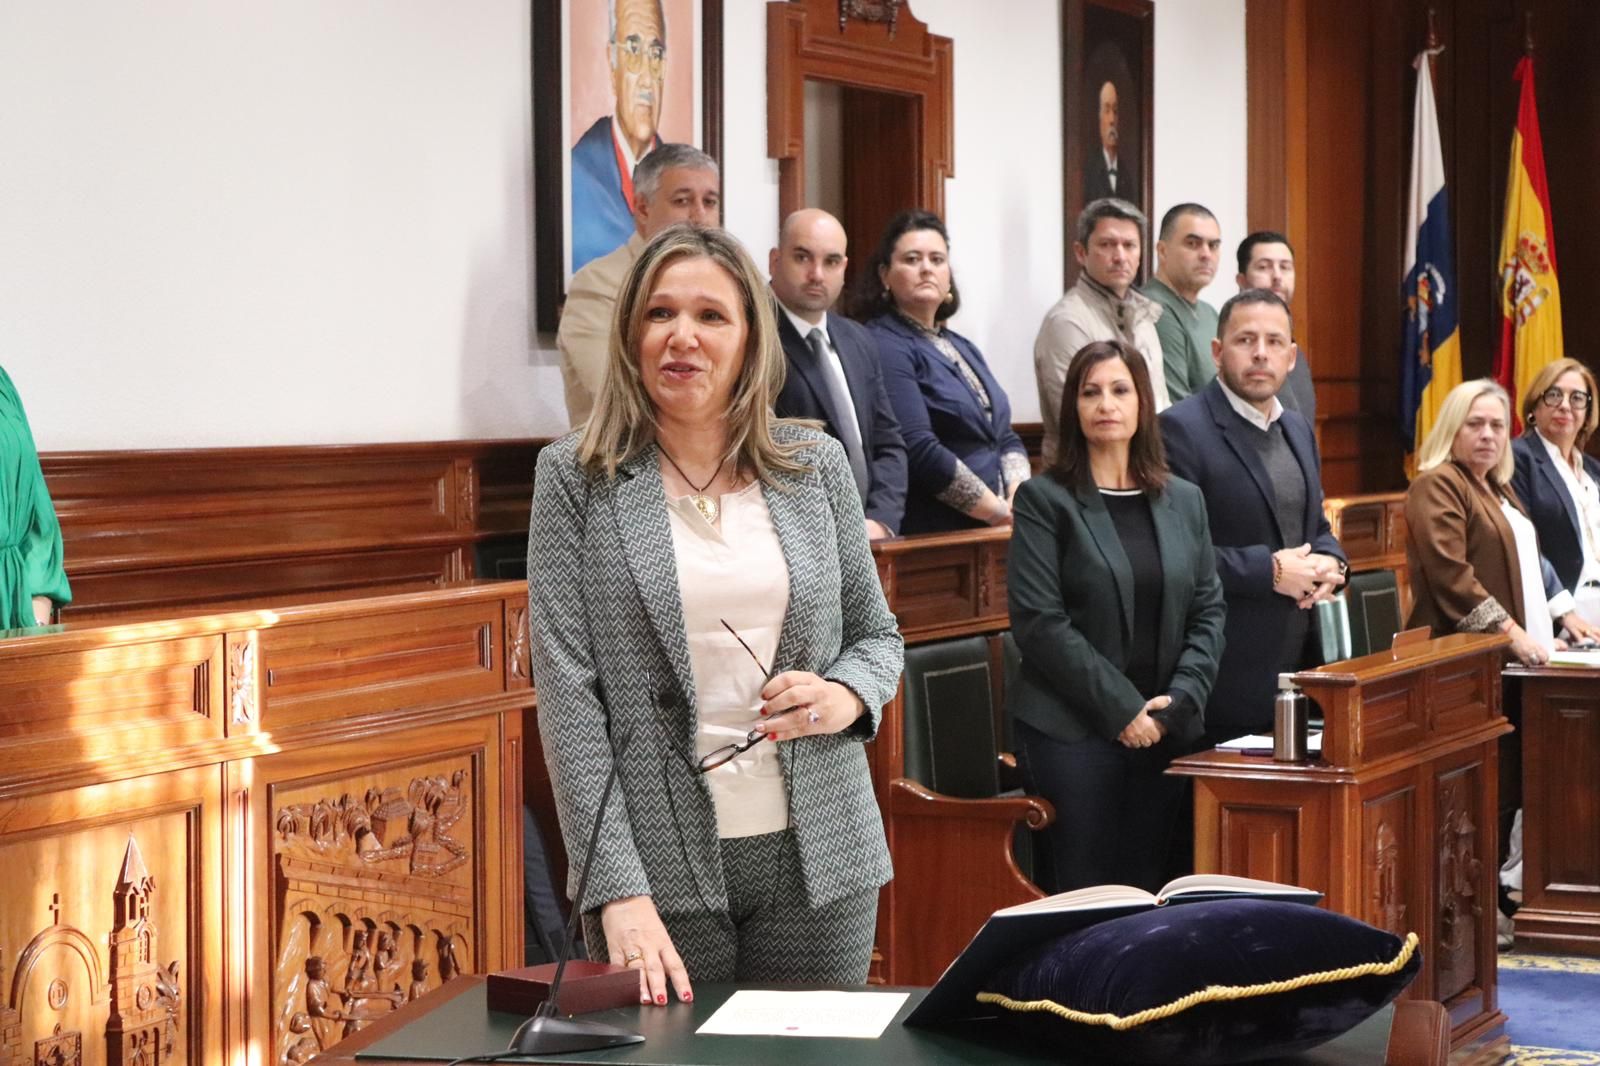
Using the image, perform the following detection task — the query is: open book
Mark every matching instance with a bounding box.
[904,874,1322,1027]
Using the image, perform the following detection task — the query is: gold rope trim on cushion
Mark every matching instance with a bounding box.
[974,932,1419,1032]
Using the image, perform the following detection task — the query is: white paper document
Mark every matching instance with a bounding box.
[1216,731,1323,755]
[695,990,910,1039]
[1547,648,1600,667]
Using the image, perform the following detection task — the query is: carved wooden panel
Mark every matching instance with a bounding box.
[1361,781,1419,939]
[1428,659,1493,737]
[873,529,1011,643]
[0,583,529,1066]
[259,600,503,730]
[1219,807,1301,885]
[0,635,224,779]
[1358,674,1427,763]
[269,752,479,1063]
[1434,761,1485,1005]
[248,704,515,1066]
[0,767,222,1066]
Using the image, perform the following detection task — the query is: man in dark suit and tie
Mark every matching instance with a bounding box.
[770,208,907,538]
[1160,290,1347,743]
[1083,81,1137,204]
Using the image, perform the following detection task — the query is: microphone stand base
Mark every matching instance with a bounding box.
[508,1014,646,1056]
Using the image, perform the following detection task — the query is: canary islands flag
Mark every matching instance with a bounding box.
[1493,56,1563,403]
[1401,49,1460,463]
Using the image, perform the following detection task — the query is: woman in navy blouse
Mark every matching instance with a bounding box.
[852,211,1030,534]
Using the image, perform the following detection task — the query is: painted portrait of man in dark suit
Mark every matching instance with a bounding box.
[1079,4,1146,219]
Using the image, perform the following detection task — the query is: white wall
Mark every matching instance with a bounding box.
[0,0,1245,449]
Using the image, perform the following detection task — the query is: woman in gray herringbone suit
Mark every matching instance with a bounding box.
[527,224,904,1007]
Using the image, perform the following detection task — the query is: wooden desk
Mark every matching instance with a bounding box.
[321,978,1429,1066]
[1168,634,1510,1051]
[0,581,531,1065]
[1503,665,1600,955]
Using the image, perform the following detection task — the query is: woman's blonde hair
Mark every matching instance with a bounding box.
[576,224,812,480]
[1414,378,1515,485]
[1520,357,1599,450]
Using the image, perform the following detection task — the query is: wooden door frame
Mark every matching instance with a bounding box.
[766,0,954,220]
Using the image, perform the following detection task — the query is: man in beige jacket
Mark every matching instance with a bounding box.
[1033,197,1169,465]
[557,143,721,427]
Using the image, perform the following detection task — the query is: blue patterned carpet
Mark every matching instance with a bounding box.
[1500,952,1600,1062]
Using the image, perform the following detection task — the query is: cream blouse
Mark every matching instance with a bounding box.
[665,481,792,838]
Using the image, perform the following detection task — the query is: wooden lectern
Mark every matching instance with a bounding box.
[1169,633,1510,1051]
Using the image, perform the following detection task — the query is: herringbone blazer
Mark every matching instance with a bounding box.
[526,423,902,918]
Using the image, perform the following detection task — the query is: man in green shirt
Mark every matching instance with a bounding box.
[1143,203,1222,402]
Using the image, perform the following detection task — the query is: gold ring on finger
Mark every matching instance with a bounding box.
[624,949,643,963]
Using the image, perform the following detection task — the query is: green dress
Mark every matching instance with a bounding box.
[0,365,71,629]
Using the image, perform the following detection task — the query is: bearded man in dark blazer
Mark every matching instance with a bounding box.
[1160,290,1347,744]
[770,208,907,538]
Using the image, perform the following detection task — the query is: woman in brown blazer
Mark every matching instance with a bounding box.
[1406,378,1598,666]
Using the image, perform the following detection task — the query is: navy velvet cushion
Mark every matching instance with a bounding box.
[978,899,1421,1065]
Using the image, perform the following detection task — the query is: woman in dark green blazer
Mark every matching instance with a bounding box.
[1008,340,1225,892]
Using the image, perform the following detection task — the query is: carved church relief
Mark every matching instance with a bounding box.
[1371,820,1407,934]
[0,829,186,1066]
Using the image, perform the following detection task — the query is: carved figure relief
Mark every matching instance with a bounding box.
[1371,820,1407,934]
[1436,775,1481,1000]
[272,763,476,1062]
[280,1014,319,1066]
[406,960,428,1003]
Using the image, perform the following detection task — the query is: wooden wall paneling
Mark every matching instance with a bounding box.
[62,547,470,623]
[41,441,544,621]
[767,0,954,222]
[0,765,225,1065]
[1249,0,1600,493]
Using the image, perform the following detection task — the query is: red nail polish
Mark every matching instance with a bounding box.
[657,994,667,1005]
[683,991,694,1002]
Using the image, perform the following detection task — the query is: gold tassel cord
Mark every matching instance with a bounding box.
[974,932,1420,1032]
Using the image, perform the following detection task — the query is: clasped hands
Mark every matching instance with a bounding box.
[1274,544,1345,608]
[1118,695,1169,749]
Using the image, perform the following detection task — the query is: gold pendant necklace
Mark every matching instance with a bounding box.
[659,447,724,525]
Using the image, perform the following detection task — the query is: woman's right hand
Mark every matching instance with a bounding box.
[1505,623,1549,666]
[600,895,692,1006]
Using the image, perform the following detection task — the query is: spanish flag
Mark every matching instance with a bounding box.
[1493,56,1563,403]
[1401,49,1460,464]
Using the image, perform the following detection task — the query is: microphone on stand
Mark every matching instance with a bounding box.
[506,743,646,1056]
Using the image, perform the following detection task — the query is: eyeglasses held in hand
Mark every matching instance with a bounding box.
[696,620,771,774]
[1540,386,1591,412]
